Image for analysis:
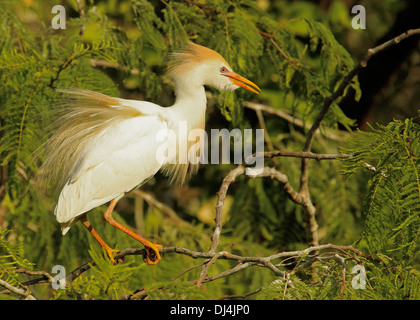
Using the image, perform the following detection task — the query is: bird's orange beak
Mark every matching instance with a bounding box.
[222,70,261,94]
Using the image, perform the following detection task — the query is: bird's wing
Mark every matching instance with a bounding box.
[42,89,157,192]
[56,114,169,233]
[48,91,170,232]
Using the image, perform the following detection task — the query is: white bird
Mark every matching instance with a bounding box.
[42,42,260,265]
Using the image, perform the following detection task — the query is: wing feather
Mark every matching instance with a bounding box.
[41,89,146,192]
[55,114,168,233]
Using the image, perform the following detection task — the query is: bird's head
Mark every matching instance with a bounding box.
[167,42,260,94]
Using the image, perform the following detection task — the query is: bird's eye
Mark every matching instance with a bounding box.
[220,67,227,73]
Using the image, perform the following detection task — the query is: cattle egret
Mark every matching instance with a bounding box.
[43,42,260,265]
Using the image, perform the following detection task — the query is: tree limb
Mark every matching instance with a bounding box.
[197,164,246,284]
[0,278,36,300]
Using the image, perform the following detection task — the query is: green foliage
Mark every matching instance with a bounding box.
[53,246,142,300]
[141,281,210,300]
[343,118,420,262]
[338,118,420,300]
[0,228,35,299]
[257,257,419,300]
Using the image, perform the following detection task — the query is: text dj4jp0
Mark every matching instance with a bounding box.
[214,304,250,317]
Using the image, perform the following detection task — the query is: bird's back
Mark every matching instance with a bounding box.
[44,90,169,233]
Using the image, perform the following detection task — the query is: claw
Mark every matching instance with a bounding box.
[105,247,124,264]
[143,243,163,265]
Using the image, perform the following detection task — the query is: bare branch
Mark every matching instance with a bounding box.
[89,59,140,75]
[257,30,301,67]
[197,165,246,283]
[0,278,36,300]
[76,0,86,36]
[255,108,279,166]
[247,167,318,245]
[244,101,308,130]
[244,101,350,142]
[247,167,303,204]
[255,150,352,161]
[218,287,263,300]
[210,165,246,253]
[361,161,387,177]
[131,189,193,228]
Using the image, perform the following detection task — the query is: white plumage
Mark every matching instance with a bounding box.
[56,105,167,234]
[43,42,260,265]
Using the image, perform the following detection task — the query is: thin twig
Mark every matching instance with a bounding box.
[218,287,263,300]
[244,101,303,127]
[256,150,352,161]
[257,30,301,67]
[170,262,206,282]
[195,262,258,285]
[243,101,350,142]
[0,279,36,300]
[89,59,140,75]
[255,108,279,165]
[249,167,318,245]
[361,161,387,177]
[247,167,303,203]
[131,189,193,228]
[184,0,219,13]
[76,0,86,36]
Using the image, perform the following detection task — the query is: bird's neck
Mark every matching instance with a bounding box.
[171,82,207,130]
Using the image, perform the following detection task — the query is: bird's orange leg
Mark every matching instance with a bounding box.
[80,215,123,264]
[104,199,163,265]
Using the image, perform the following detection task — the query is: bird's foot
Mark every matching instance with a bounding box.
[143,243,163,265]
[105,247,124,264]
